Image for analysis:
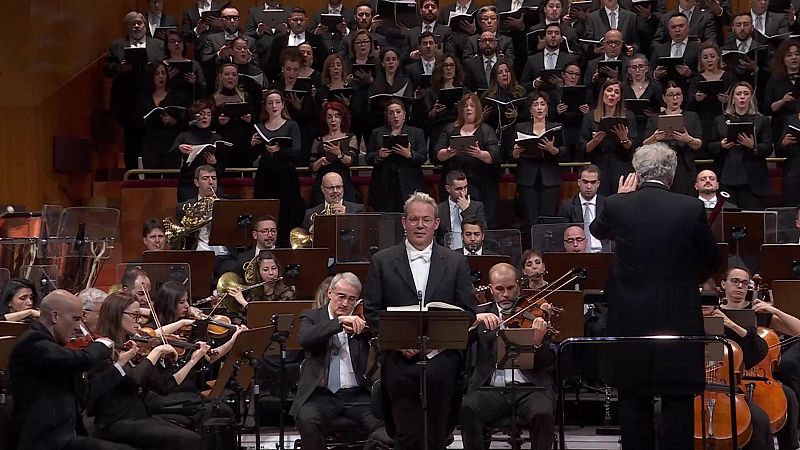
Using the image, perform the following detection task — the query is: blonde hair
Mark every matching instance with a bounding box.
[403,192,438,218]
[724,81,758,116]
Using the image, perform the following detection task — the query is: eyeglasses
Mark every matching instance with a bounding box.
[257,228,277,235]
[406,217,436,227]
[564,71,581,77]
[221,15,240,21]
[563,237,586,244]
[122,311,142,321]
[332,292,359,303]
[480,38,497,43]
[605,40,622,46]
[322,184,344,191]
[629,64,648,71]
[198,111,213,118]
[665,92,683,98]
[727,278,749,287]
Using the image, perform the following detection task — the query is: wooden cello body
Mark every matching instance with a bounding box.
[693,340,752,450]
[741,327,788,433]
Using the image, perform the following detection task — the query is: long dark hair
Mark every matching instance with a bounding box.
[96,292,137,346]
[154,280,187,325]
[0,278,38,315]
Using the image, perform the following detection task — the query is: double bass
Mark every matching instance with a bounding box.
[693,339,752,450]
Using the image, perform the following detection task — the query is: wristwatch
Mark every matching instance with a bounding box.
[336,152,345,160]
[620,139,630,145]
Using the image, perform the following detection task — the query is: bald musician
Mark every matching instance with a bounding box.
[8,290,133,450]
[460,263,556,450]
[563,225,587,253]
[302,172,365,230]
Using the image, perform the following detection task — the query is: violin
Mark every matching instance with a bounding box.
[693,340,753,450]
[127,331,216,359]
[501,295,563,335]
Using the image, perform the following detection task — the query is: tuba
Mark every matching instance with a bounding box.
[289,201,345,249]
[163,192,218,249]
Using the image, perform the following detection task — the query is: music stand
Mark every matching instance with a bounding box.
[531,222,587,252]
[54,207,119,291]
[269,249,329,299]
[142,251,213,298]
[18,265,59,298]
[333,215,381,263]
[541,252,613,290]
[766,207,800,244]
[771,280,800,320]
[760,244,800,283]
[379,310,472,450]
[312,214,378,259]
[202,325,275,450]
[115,262,193,300]
[720,211,778,259]
[466,255,510,286]
[245,300,313,351]
[208,199,280,247]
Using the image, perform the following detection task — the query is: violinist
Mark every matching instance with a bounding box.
[146,281,244,443]
[88,292,205,449]
[8,290,128,450]
[79,287,108,333]
[290,273,382,450]
[0,277,40,323]
[520,249,548,290]
[228,251,295,307]
[461,262,555,450]
[120,266,153,318]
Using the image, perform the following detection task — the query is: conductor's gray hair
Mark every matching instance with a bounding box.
[330,272,362,293]
[632,143,677,185]
[404,192,438,218]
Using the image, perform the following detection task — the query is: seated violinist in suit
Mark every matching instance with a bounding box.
[460,262,556,450]
[290,273,382,450]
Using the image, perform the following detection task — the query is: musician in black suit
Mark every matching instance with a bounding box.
[200,7,258,67]
[590,143,721,450]
[364,192,476,450]
[180,0,226,52]
[312,0,354,59]
[650,14,700,89]
[144,0,179,39]
[437,0,480,26]
[653,0,717,45]
[582,0,640,52]
[8,290,128,450]
[496,0,539,70]
[452,220,498,255]
[460,263,556,450]
[559,164,608,252]
[291,273,382,449]
[105,12,166,171]
[404,32,438,89]
[584,30,630,101]
[749,0,791,38]
[265,8,329,83]
[244,2,289,66]
[235,214,278,279]
[694,169,739,209]
[435,172,488,247]
[302,172,365,230]
[520,24,579,85]
[405,0,455,62]
[438,0,481,59]
[462,7,516,69]
[527,0,580,56]
[338,2,389,60]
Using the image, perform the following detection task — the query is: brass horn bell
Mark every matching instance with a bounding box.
[289,227,312,249]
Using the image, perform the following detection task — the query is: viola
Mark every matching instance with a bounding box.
[501,295,563,335]
[693,340,753,450]
[127,332,216,359]
[188,308,238,338]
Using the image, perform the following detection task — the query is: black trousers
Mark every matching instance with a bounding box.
[382,350,461,450]
[618,392,693,450]
[95,416,201,450]
[517,183,560,230]
[460,387,555,450]
[746,399,774,450]
[295,387,382,450]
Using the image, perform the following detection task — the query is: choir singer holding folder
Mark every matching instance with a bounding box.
[364,192,476,450]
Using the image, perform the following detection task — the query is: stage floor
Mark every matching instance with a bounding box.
[239,426,623,449]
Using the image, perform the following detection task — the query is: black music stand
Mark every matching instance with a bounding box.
[541,252,613,290]
[269,249,329,299]
[466,255,510,287]
[378,309,472,450]
[331,214,381,263]
[760,244,800,283]
[208,199,280,247]
[143,251,213,298]
[202,325,274,450]
[771,280,800,319]
[245,301,313,351]
[721,211,778,262]
[313,213,378,259]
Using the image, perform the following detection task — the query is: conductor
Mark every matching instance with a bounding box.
[364,191,476,450]
[590,143,721,450]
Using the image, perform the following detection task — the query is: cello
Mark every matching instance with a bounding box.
[693,339,752,450]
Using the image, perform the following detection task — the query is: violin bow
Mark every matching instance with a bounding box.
[498,267,585,327]
[140,284,168,347]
